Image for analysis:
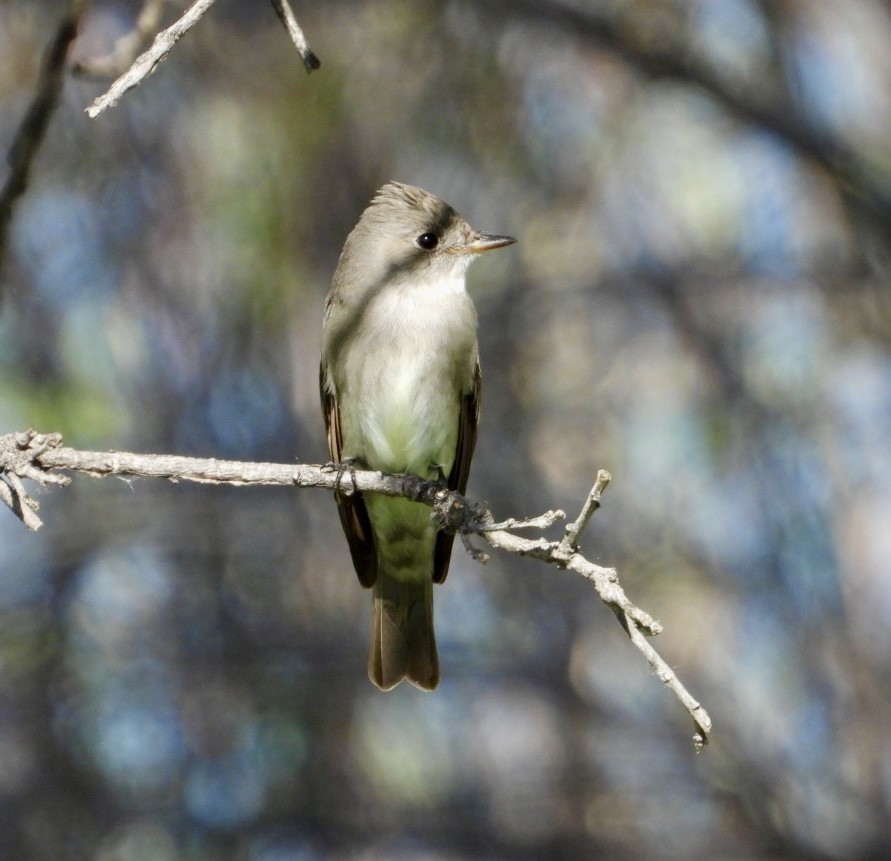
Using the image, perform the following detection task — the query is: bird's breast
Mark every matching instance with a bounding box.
[338,285,477,476]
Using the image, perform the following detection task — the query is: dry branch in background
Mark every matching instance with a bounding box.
[84,0,319,118]
[0,0,87,285]
[72,0,168,79]
[84,0,218,118]
[0,429,712,749]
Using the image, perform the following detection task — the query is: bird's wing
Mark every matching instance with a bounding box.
[433,361,481,584]
[320,362,378,587]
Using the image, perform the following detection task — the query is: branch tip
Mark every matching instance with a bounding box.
[460,531,490,564]
[270,0,321,72]
[562,469,612,551]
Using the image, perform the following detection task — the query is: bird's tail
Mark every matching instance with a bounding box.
[368,573,439,691]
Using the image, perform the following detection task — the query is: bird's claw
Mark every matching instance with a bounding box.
[332,458,359,496]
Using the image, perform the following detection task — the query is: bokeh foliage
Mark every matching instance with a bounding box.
[2,0,891,858]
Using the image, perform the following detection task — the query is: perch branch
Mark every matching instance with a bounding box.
[0,429,712,748]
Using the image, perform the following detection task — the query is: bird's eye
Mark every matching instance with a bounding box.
[417,232,439,250]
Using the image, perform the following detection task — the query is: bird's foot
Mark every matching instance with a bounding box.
[329,458,359,496]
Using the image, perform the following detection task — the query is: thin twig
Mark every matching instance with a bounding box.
[85,0,217,118]
[476,521,662,636]
[0,0,87,284]
[73,0,168,79]
[561,469,611,550]
[270,0,321,71]
[0,429,712,747]
[623,615,712,752]
[476,521,711,746]
[478,509,566,532]
[0,476,43,531]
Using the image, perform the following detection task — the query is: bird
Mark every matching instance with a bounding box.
[320,181,516,690]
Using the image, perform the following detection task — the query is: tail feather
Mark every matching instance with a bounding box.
[368,575,439,691]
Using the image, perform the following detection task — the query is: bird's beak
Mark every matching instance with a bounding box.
[457,232,517,254]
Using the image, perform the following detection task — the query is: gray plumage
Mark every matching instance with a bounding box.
[320,181,514,690]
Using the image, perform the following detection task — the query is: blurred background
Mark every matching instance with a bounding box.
[2,0,891,858]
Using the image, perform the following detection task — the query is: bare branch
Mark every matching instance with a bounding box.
[478,509,566,532]
[0,0,87,285]
[473,520,711,747]
[1,429,712,747]
[73,0,168,79]
[0,431,72,530]
[270,0,321,71]
[83,0,320,117]
[623,616,713,752]
[561,469,611,550]
[0,474,43,532]
[0,429,449,519]
[85,0,217,118]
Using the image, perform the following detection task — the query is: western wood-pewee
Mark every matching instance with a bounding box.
[320,181,516,690]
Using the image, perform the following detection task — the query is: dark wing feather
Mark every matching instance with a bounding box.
[320,363,378,587]
[433,361,481,584]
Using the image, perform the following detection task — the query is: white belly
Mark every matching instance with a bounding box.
[338,285,477,477]
[359,350,459,476]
